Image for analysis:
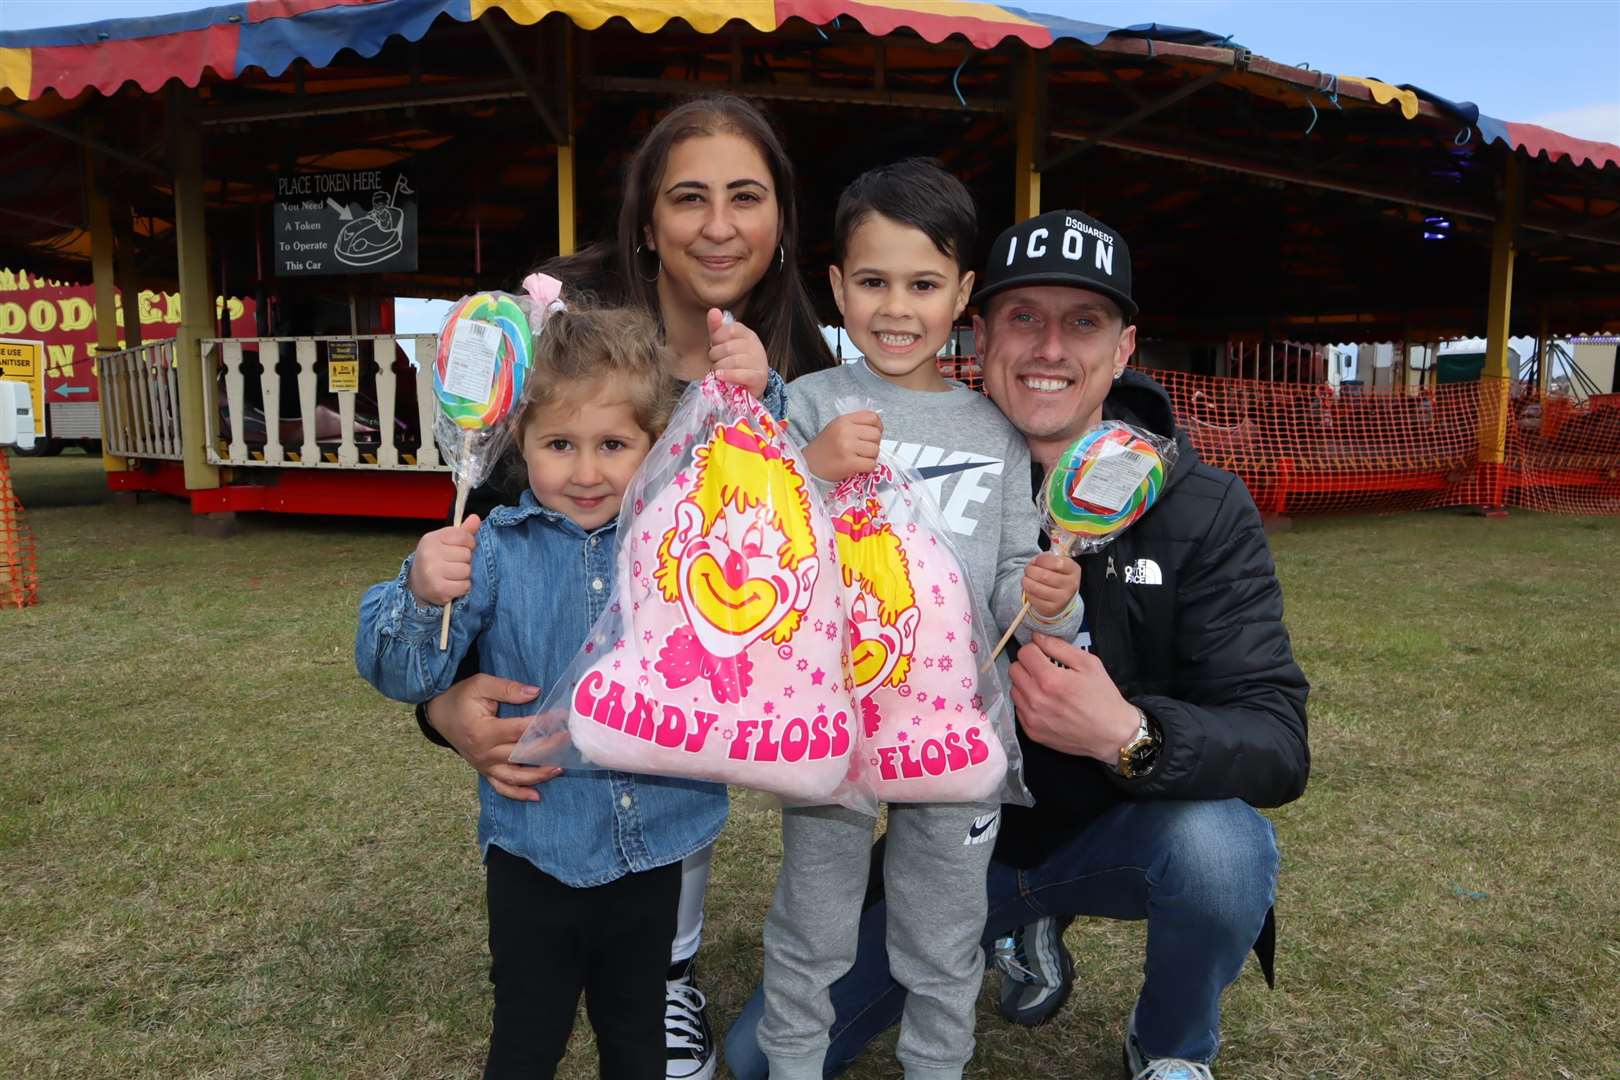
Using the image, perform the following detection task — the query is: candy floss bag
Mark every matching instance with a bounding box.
[826,400,1031,808]
[512,374,856,801]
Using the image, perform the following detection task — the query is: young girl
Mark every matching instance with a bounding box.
[355,304,728,1079]
[420,95,832,1080]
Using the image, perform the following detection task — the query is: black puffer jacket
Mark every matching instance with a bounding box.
[997,369,1310,870]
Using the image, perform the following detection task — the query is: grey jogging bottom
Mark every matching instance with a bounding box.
[758,800,999,1080]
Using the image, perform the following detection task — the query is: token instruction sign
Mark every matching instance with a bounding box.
[273,168,417,276]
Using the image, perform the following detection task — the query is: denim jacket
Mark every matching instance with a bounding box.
[356,492,729,887]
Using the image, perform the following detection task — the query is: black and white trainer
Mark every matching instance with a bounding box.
[991,914,1076,1027]
[664,956,715,1080]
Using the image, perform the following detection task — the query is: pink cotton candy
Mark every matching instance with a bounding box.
[830,467,1015,805]
[557,392,856,802]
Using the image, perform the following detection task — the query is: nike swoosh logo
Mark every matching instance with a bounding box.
[968,815,997,838]
[916,459,999,480]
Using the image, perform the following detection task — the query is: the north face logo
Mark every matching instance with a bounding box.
[1123,558,1162,585]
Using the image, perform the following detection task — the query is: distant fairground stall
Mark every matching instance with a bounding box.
[1,0,1617,522]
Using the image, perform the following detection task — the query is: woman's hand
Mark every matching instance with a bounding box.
[708,307,770,399]
[1022,552,1081,620]
[424,675,562,801]
[803,411,882,482]
[408,515,481,606]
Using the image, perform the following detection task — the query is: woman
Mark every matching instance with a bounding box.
[417,94,833,1080]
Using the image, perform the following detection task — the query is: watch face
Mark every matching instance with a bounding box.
[1121,712,1161,778]
[1125,740,1159,776]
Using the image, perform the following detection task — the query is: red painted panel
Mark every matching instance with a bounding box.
[27,24,238,97]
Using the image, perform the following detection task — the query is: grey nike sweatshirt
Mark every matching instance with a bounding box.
[787,358,1080,651]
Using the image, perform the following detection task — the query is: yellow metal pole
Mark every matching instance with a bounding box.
[556,28,576,256]
[84,145,130,472]
[1478,153,1522,508]
[167,84,221,493]
[1014,53,1042,222]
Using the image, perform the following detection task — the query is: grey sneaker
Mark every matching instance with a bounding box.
[1123,1005,1215,1080]
[991,915,1075,1026]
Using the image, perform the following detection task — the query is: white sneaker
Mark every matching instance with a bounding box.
[665,956,715,1080]
[1123,1005,1214,1080]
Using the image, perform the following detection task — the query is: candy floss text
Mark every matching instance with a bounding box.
[874,727,992,782]
[574,672,852,762]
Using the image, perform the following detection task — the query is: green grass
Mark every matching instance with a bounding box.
[2,452,1617,1079]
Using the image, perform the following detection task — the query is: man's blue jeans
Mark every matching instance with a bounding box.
[724,799,1278,1077]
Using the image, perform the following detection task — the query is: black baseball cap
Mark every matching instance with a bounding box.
[972,209,1137,323]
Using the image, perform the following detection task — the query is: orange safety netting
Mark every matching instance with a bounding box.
[935,358,1620,517]
[0,453,41,607]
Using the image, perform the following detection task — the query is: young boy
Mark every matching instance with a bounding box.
[757,159,1082,1080]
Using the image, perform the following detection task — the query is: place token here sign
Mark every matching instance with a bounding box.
[273,168,417,276]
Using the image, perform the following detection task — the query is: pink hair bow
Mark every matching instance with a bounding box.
[521,272,567,325]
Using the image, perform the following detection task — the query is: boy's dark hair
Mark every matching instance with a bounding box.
[833,158,977,271]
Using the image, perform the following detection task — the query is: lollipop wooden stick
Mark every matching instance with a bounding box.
[982,534,1074,671]
[983,599,1029,671]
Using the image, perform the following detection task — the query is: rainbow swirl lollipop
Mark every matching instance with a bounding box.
[1045,423,1168,545]
[432,291,534,650]
[434,292,532,430]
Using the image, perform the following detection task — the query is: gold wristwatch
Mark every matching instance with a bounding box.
[1114,706,1162,779]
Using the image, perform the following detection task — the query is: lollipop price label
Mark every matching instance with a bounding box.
[1071,449,1157,512]
[442,320,502,401]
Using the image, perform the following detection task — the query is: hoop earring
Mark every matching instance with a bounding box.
[634,242,661,284]
[777,244,785,271]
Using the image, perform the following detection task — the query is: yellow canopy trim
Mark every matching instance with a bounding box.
[1339,76,1419,121]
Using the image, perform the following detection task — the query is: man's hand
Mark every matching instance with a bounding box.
[1022,552,1080,620]
[1009,633,1141,763]
[408,515,481,607]
[803,411,882,482]
[708,308,770,399]
[424,674,562,801]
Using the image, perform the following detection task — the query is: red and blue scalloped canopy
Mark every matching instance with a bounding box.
[1,0,1615,171]
[0,0,1205,99]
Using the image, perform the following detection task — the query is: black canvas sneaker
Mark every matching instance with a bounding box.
[664,956,715,1080]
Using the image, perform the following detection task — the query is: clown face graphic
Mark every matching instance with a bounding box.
[847,589,920,693]
[666,498,819,659]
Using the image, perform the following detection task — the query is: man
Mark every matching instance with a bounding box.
[724,208,1310,1080]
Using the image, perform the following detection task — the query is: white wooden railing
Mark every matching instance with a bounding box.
[201,335,446,470]
[102,340,183,460]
